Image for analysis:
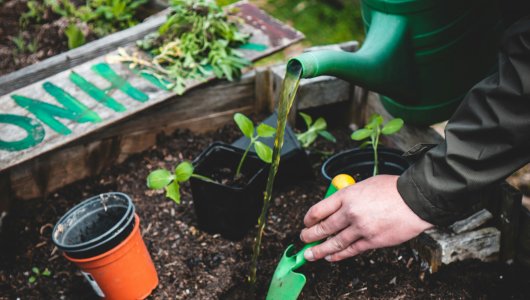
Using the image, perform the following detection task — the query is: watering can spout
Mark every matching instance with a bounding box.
[288,11,415,101]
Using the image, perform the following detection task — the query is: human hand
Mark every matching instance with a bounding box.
[300,175,433,262]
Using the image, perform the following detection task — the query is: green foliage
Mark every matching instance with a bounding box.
[42,0,146,48]
[147,161,213,204]
[65,24,85,49]
[351,114,404,176]
[28,267,51,284]
[10,34,38,54]
[295,112,336,148]
[112,0,250,95]
[233,113,275,177]
[20,0,47,27]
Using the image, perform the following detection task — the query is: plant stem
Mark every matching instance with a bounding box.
[372,127,380,176]
[235,141,253,178]
[190,174,216,183]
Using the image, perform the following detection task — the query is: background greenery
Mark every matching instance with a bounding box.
[218,0,365,46]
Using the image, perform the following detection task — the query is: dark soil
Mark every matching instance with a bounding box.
[210,167,251,188]
[0,119,529,299]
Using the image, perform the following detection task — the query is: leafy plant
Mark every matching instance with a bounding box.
[10,34,38,54]
[146,161,213,204]
[45,0,147,48]
[295,112,336,148]
[108,0,250,94]
[350,114,403,176]
[65,24,85,49]
[233,113,275,178]
[28,267,51,284]
[20,0,46,27]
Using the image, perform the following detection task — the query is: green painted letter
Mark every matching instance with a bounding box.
[0,114,45,151]
[12,82,101,135]
[92,63,149,102]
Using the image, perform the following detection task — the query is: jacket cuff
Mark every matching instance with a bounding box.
[397,167,461,226]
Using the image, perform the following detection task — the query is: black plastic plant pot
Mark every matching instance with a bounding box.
[232,112,313,186]
[321,147,410,182]
[52,192,135,259]
[190,142,268,240]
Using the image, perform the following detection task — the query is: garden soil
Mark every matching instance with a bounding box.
[1,120,529,299]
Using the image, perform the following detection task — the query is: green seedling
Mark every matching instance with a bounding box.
[28,267,51,284]
[233,113,275,178]
[65,24,85,49]
[146,161,214,204]
[296,112,336,148]
[351,114,403,176]
[109,0,250,94]
[11,34,27,53]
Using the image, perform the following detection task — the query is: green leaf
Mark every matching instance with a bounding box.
[254,141,273,163]
[146,169,174,189]
[318,130,336,143]
[41,268,51,276]
[299,112,312,128]
[351,128,373,141]
[234,113,254,138]
[175,161,194,182]
[358,141,372,149]
[382,118,404,135]
[28,276,36,284]
[312,117,327,131]
[302,131,318,148]
[65,24,85,49]
[32,267,40,275]
[256,123,275,138]
[165,181,181,204]
[369,114,384,127]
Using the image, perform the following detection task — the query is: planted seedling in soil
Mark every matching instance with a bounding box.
[350,113,404,176]
[296,112,336,156]
[108,0,250,94]
[28,267,51,284]
[233,113,275,178]
[146,161,213,204]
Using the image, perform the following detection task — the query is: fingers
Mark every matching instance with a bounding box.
[300,210,349,243]
[304,226,362,261]
[303,191,344,227]
[324,239,371,262]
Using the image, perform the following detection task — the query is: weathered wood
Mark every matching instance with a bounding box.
[497,182,522,262]
[0,2,303,174]
[352,91,445,151]
[0,9,171,96]
[411,227,501,273]
[450,209,493,234]
[254,67,275,114]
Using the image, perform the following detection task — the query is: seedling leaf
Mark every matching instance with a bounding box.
[382,118,404,135]
[358,141,372,149]
[254,141,272,163]
[41,268,51,276]
[312,117,327,131]
[351,128,372,141]
[65,24,85,49]
[234,113,254,138]
[32,267,40,275]
[318,130,336,143]
[256,123,275,138]
[299,112,312,128]
[28,276,36,284]
[175,161,194,182]
[147,169,174,189]
[165,181,181,204]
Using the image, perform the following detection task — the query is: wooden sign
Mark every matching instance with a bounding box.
[0,2,303,172]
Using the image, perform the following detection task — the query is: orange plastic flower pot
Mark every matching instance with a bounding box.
[65,214,158,299]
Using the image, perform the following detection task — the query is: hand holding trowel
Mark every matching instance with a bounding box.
[266,174,356,300]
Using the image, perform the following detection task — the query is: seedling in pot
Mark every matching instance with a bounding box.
[146,161,214,204]
[233,113,275,178]
[350,114,403,176]
[28,267,51,284]
[296,112,336,156]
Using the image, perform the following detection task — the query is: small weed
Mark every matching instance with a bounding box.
[28,267,51,284]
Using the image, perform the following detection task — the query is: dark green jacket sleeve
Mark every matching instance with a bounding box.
[397,18,530,226]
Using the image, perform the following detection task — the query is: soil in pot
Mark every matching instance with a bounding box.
[0,121,529,299]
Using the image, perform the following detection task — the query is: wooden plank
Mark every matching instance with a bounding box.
[497,182,522,262]
[450,209,493,234]
[0,2,304,173]
[0,9,171,96]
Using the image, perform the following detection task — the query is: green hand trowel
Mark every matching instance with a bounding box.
[266,174,355,300]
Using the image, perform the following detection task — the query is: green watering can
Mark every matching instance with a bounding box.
[289,0,503,125]
[266,174,355,300]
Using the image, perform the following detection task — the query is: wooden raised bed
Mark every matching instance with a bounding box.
[0,2,303,210]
